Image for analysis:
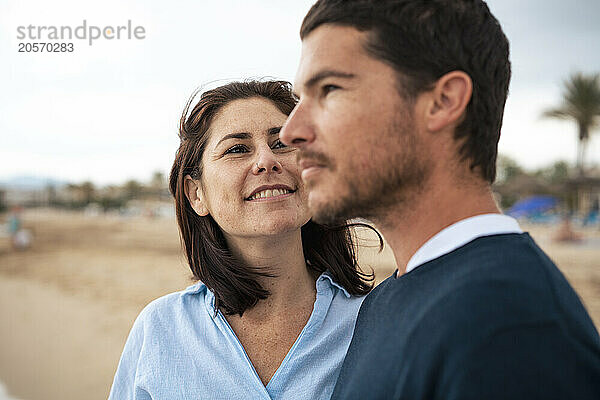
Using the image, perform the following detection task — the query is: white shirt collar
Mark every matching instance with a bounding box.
[403,213,523,274]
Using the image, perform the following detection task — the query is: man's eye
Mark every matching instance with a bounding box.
[272,139,287,149]
[224,144,248,155]
[322,84,340,95]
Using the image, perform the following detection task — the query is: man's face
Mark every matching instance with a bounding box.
[280,25,430,224]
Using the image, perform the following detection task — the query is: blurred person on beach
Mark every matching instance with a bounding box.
[7,207,21,247]
[108,80,374,399]
[280,0,600,398]
[7,206,31,251]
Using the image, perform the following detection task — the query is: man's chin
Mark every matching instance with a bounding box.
[308,191,354,225]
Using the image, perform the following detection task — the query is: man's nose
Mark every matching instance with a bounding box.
[280,102,315,148]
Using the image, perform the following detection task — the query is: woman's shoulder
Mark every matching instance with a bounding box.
[135,281,209,327]
[318,271,367,300]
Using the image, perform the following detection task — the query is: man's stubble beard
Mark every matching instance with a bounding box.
[311,109,431,225]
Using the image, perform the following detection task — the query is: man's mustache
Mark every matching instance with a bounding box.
[296,150,331,168]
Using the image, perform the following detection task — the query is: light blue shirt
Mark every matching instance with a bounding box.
[109,272,365,399]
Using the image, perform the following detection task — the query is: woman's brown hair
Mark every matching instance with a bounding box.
[169,80,376,316]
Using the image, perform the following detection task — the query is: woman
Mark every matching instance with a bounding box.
[109,80,376,399]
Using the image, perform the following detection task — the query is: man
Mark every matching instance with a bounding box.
[280,0,600,398]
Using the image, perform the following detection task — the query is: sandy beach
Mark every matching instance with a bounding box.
[0,209,598,400]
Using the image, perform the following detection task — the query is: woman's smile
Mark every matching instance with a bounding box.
[245,184,297,201]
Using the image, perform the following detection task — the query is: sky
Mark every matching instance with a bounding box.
[1,0,599,186]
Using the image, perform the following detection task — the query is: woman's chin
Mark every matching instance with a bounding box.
[249,219,305,237]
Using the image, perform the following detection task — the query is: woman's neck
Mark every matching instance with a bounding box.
[224,229,317,317]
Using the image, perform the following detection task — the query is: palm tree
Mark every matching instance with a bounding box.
[542,72,600,176]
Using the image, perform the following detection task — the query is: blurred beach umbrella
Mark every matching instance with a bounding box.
[542,72,600,176]
[507,195,559,218]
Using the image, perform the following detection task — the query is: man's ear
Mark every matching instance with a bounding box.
[184,175,209,216]
[425,71,472,132]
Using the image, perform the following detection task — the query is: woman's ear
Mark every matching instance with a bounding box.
[184,175,209,216]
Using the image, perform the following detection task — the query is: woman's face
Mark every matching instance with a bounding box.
[190,97,311,239]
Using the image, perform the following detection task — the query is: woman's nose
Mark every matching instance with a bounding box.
[252,151,283,175]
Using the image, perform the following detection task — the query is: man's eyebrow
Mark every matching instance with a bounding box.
[216,132,251,147]
[295,70,356,95]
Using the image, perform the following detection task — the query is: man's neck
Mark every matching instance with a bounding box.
[374,175,500,276]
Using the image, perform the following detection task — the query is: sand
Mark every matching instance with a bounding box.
[0,209,598,400]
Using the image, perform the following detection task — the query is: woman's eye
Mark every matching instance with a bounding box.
[272,139,287,149]
[224,144,248,155]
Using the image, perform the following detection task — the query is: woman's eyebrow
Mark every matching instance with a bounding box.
[216,127,282,147]
[216,132,251,146]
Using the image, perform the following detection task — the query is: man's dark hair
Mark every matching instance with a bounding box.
[301,0,511,183]
[169,80,375,316]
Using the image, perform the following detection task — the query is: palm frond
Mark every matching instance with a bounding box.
[542,108,570,120]
[541,72,600,129]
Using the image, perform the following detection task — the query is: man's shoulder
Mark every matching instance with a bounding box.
[424,232,562,293]
[439,233,589,321]
[418,233,568,315]
[363,233,555,303]
[338,233,600,400]
[360,233,589,344]
[448,232,549,271]
[406,232,596,349]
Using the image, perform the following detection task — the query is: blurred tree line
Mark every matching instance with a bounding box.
[46,171,169,211]
[494,156,580,211]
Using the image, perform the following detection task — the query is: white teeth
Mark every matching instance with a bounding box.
[248,188,292,200]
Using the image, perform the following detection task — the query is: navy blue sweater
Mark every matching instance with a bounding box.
[332,233,600,399]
